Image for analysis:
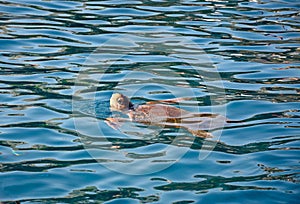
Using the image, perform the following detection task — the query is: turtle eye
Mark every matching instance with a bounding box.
[117,98,123,105]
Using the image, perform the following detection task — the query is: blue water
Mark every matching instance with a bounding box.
[1,0,300,203]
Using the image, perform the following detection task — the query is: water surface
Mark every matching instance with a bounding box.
[0,0,299,203]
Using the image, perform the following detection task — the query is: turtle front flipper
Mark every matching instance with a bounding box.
[146,97,190,105]
[105,117,127,130]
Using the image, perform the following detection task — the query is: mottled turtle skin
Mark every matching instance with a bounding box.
[107,93,226,138]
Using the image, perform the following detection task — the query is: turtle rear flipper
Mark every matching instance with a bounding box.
[187,128,212,138]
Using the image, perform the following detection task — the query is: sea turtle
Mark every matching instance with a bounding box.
[105,93,227,138]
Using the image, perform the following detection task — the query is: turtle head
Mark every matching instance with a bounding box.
[110,93,134,111]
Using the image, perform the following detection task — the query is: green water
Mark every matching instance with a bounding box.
[0,0,299,203]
